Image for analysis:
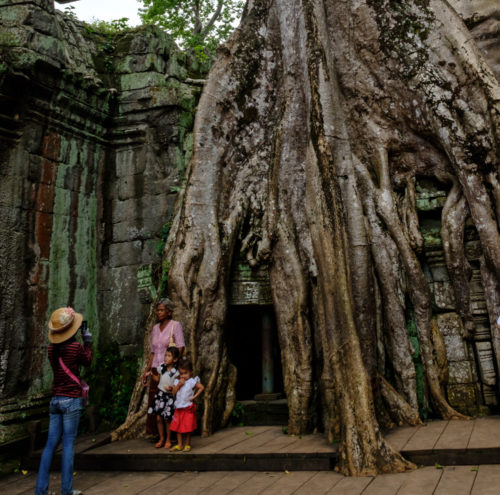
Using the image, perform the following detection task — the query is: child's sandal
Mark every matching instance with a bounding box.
[170,444,182,451]
[155,440,164,448]
[183,445,191,452]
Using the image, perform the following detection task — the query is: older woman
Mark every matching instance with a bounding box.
[143,298,185,435]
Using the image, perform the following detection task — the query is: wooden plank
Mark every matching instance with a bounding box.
[397,466,443,495]
[195,426,276,453]
[169,471,232,494]
[384,426,420,451]
[23,471,123,495]
[84,471,169,494]
[4,473,38,495]
[259,471,316,494]
[221,428,285,453]
[471,465,500,494]
[362,472,408,495]
[468,417,500,449]
[282,435,333,453]
[403,420,448,451]
[324,475,373,494]
[433,465,477,495]
[298,471,344,494]
[229,471,284,494]
[252,433,301,453]
[434,419,474,450]
[137,471,199,494]
[201,471,258,495]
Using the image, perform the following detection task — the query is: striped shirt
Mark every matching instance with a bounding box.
[48,338,92,397]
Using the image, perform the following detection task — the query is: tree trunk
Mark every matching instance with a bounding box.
[117,0,500,475]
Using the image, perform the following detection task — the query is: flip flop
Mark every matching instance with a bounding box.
[155,440,164,448]
[170,444,182,451]
[183,445,191,452]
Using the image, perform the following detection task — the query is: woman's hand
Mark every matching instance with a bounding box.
[142,371,151,386]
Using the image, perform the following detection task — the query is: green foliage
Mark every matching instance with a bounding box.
[84,343,141,427]
[139,0,244,59]
[156,221,173,256]
[63,5,78,21]
[85,17,130,36]
[231,401,245,426]
[82,18,131,73]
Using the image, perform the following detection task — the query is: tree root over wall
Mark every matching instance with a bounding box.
[117,0,500,475]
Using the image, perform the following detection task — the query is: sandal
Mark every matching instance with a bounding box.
[155,440,164,448]
[164,442,172,449]
[170,444,182,451]
[183,445,191,452]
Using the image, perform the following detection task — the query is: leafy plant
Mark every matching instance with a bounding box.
[156,221,173,256]
[81,17,131,73]
[63,5,78,21]
[86,17,130,35]
[139,0,244,60]
[231,401,245,426]
[83,343,141,427]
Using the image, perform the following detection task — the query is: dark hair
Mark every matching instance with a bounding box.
[166,346,180,361]
[178,358,193,372]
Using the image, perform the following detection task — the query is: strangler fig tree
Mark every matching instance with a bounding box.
[116,0,500,476]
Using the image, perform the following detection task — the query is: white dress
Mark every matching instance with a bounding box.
[174,376,200,409]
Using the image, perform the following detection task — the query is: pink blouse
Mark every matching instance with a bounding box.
[150,320,185,368]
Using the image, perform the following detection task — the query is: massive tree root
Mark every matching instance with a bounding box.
[118,0,500,475]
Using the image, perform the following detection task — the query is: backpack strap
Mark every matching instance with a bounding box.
[59,357,82,386]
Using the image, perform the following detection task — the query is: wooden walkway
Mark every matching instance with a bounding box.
[23,425,335,472]
[21,416,500,472]
[4,466,500,494]
[385,416,500,466]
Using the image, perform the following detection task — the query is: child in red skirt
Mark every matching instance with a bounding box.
[170,359,205,451]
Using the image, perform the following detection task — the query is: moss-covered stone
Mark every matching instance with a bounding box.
[0,0,204,447]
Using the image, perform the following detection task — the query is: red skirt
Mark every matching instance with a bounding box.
[170,404,197,433]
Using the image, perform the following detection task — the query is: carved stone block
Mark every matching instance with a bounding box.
[482,384,498,406]
[436,313,464,337]
[432,281,456,309]
[448,361,474,384]
[447,383,477,408]
[464,240,482,261]
[444,335,468,362]
[475,341,497,387]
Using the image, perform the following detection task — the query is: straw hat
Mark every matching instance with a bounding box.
[48,307,83,344]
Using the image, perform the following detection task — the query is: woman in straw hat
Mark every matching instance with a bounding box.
[35,307,92,495]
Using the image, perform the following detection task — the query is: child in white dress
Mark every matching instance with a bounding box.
[170,359,205,452]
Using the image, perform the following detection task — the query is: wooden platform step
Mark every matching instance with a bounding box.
[23,426,336,472]
[22,417,500,472]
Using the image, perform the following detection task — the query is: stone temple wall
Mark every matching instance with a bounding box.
[0,0,201,442]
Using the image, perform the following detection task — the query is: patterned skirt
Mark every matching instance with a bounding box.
[148,390,175,421]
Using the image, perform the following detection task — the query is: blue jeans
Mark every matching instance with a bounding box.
[35,396,82,495]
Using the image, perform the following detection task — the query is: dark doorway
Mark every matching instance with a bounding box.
[225,305,283,400]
